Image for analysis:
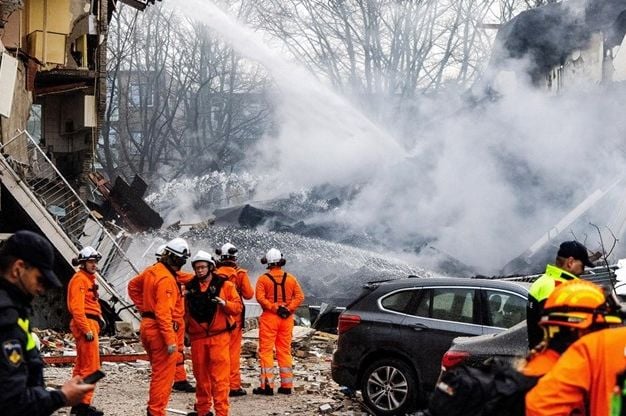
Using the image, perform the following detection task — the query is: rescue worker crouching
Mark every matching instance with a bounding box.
[0,230,94,416]
[139,238,190,416]
[526,240,595,349]
[253,249,304,396]
[67,246,105,416]
[214,242,254,397]
[185,250,242,416]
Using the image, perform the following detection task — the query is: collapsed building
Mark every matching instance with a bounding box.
[0,0,162,328]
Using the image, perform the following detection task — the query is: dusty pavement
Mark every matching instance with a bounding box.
[43,327,371,416]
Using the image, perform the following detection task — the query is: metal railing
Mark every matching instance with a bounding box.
[0,130,140,318]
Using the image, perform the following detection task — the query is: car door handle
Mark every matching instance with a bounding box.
[410,323,428,331]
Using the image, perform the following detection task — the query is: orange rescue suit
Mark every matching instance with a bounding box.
[139,262,181,416]
[67,268,102,406]
[185,274,242,416]
[522,348,560,377]
[526,326,626,416]
[129,267,193,384]
[255,267,304,389]
[215,263,254,390]
[174,271,194,383]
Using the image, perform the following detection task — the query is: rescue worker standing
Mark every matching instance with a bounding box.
[67,246,105,416]
[253,249,304,396]
[185,250,242,416]
[214,243,254,397]
[526,326,626,416]
[128,244,195,393]
[140,237,190,416]
[0,230,94,415]
[523,279,622,378]
[526,240,594,349]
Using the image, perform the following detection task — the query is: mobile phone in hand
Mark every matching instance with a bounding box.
[82,369,106,384]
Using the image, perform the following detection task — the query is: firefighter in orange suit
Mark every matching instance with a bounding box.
[185,250,242,416]
[253,248,304,396]
[522,280,622,378]
[140,237,189,416]
[215,242,254,397]
[128,244,166,313]
[526,326,626,416]
[173,268,195,392]
[129,244,195,393]
[67,246,105,416]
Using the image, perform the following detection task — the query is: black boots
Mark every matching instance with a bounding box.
[277,387,292,395]
[186,412,213,416]
[70,404,104,416]
[252,385,274,396]
[229,388,247,397]
[173,380,196,392]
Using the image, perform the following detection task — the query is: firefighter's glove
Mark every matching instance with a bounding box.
[211,297,226,306]
[167,344,177,355]
[85,331,95,342]
[277,305,291,319]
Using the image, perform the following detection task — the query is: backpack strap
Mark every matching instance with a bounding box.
[265,272,288,303]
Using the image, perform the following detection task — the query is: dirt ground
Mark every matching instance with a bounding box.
[46,329,368,416]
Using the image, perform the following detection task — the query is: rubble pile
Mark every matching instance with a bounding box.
[45,326,373,415]
[33,327,145,357]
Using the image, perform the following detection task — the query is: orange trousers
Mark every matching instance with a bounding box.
[175,320,188,383]
[70,319,100,405]
[141,321,178,416]
[190,333,230,416]
[229,319,244,389]
[258,312,294,389]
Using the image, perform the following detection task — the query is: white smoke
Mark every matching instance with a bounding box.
[175,1,626,274]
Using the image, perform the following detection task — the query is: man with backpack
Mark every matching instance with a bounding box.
[214,243,254,397]
[253,248,304,396]
[526,326,626,415]
[428,280,621,416]
[185,250,242,416]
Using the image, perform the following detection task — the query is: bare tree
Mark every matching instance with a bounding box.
[100,2,271,184]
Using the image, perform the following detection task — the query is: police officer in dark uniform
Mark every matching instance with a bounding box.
[0,230,94,415]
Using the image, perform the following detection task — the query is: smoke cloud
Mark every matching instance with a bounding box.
[178,1,626,274]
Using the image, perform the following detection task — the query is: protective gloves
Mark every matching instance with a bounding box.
[277,305,291,319]
[167,344,177,354]
[85,331,95,342]
[212,297,226,306]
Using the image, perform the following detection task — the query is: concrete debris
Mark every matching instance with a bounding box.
[45,326,372,416]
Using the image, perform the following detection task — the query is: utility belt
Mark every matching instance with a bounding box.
[141,312,180,331]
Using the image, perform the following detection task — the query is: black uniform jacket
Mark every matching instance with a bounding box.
[0,279,66,415]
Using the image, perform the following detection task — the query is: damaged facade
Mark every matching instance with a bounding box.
[0,0,161,329]
[487,0,626,93]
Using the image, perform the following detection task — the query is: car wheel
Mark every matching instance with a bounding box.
[361,358,418,415]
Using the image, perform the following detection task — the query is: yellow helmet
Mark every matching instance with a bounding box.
[540,280,622,329]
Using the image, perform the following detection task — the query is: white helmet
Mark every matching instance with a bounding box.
[155,244,167,258]
[262,248,284,266]
[164,237,190,259]
[216,242,237,260]
[78,246,102,262]
[191,250,216,268]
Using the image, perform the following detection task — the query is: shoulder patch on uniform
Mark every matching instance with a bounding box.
[3,339,23,367]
